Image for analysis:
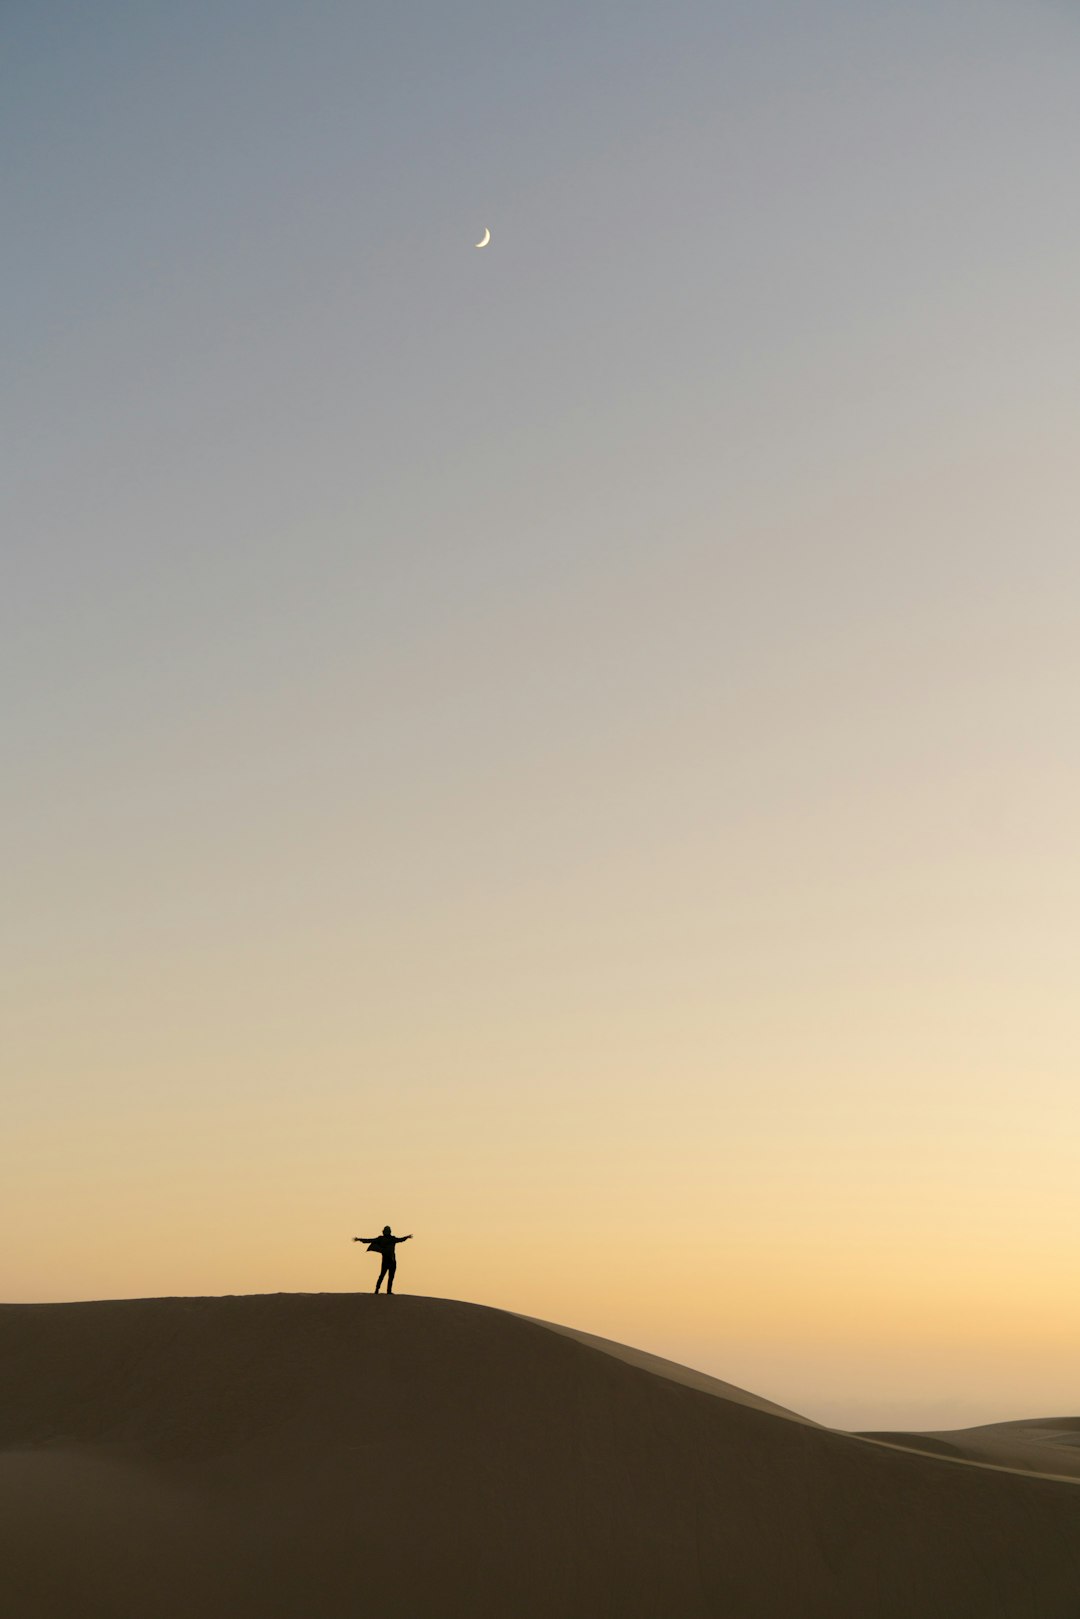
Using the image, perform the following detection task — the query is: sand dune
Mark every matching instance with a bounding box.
[2,1294,1080,1618]
[862,1417,1080,1482]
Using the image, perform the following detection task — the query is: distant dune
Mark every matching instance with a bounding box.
[2,1295,1080,1618]
[861,1417,1080,1482]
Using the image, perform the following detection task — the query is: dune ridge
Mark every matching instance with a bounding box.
[516,1312,822,1425]
[861,1417,1080,1483]
[2,1293,1079,1618]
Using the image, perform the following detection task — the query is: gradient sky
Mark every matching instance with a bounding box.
[4,0,1080,1430]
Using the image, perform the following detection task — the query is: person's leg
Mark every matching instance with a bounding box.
[375,1258,390,1294]
[386,1258,397,1295]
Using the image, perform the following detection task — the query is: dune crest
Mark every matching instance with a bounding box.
[516,1312,822,1425]
[2,1293,1079,1618]
[862,1416,1080,1483]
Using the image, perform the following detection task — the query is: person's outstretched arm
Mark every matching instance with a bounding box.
[398,1234,413,1242]
[353,1236,376,1243]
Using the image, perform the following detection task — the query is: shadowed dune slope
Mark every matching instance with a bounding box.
[862,1418,1080,1482]
[2,1294,1080,1619]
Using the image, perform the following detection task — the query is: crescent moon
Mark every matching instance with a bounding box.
[475,228,491,248]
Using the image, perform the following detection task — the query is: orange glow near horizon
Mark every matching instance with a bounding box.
[6,0,1080,1437]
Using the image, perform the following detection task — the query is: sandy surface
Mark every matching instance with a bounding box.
[2,1293,1079,1617]
[862,1417,1080,1482]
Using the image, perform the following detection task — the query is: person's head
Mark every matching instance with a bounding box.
[383,1225,391,1235]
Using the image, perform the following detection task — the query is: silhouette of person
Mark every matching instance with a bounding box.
[353,1225,412,1294]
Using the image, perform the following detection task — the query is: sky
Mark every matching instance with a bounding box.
[3,0,1079,1431]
